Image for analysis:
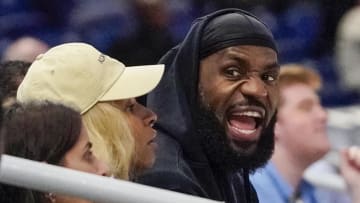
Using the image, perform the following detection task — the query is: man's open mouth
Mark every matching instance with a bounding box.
[226,107,265,142]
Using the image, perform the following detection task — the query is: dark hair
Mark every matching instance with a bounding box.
[0,60,30,105]
[0,102,82,203]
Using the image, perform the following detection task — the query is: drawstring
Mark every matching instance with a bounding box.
[288,187,304,203]
[243,169,253,203]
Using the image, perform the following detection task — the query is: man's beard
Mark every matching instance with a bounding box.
[195,104,275,173]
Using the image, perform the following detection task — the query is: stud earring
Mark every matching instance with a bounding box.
[45,192,56,203]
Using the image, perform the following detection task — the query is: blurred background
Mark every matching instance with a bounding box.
[1,0,360,149]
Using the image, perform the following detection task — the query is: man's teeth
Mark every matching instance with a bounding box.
[232,126,256,135]
[234,111,262,118]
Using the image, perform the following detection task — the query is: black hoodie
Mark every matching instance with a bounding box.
[138,8,277,203]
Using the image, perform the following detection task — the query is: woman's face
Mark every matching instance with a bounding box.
[55,124,109,203]
[115,98,158,173]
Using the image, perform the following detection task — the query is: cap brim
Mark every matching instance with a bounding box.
[99,64,164,101]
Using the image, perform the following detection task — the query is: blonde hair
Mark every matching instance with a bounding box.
[279,64,322,90]
[82,102,135,179]
[278,64,322,106]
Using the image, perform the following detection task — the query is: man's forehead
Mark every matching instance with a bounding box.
[281,84,319,103]
[206,45,278,65]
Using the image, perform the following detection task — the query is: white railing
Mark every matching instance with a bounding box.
[0,155,223,203]
[0,154,348,202]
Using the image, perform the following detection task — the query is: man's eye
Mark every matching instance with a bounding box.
[298,103,314,112]
[225,68,242,77]
[263,75,275,81]
[262,72,279,82]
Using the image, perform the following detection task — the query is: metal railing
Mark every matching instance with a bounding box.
[0,155,223,203]
[0,154,348,202]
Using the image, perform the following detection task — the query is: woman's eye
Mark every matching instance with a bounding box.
[84,151,94,162]
[126,104,135,112]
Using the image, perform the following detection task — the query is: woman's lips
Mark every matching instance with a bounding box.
[147,131,158,148]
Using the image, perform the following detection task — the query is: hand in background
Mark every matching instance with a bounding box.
[340,146,360,203]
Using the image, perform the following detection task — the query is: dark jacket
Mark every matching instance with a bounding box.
[137,9,259,203]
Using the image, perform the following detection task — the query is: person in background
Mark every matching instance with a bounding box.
[335,5,360,93]
[1,37,49,62]
[0,92,3,155]
[138,8,279,203]
[250,64,360,203]
[0,102,109,203]
[0,60,30,108]
[16,42,164,180]
[108,0,174,66]
[341,146,360,203]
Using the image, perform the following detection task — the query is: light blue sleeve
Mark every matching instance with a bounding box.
[250,169,287,203]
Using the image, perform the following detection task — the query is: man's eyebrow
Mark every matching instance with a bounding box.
[265,62,280,70]
[227,52,279,70]
[228,53,250,67]
[298,99,315,108]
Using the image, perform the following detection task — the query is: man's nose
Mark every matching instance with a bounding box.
[239,76,267,98]
[317,105,328,123]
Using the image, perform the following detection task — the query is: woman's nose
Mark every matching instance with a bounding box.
[145,107,157,127]
[97,159,110,177]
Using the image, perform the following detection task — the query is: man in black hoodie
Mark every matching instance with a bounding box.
[138,9,279,203]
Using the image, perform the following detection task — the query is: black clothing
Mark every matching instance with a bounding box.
[108,19,174,66]
[200,11,277,58]
[138,8,276,203]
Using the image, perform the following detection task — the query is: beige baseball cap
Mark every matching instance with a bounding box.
[16,42,164,114]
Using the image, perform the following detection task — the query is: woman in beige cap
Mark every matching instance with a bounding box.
[17,42,164,180]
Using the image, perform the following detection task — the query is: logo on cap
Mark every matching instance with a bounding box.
[98,54,105,63]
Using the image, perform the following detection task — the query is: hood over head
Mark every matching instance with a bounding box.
[147,8,277,162]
